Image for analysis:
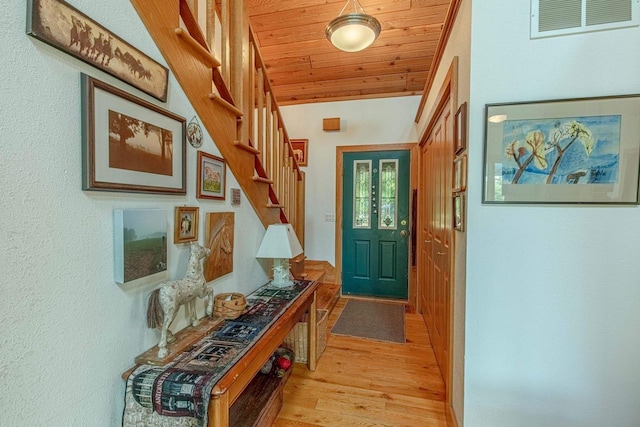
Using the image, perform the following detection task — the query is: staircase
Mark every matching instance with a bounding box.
[130,0,305,240]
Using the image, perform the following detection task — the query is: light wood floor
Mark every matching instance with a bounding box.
[275,298,447,426]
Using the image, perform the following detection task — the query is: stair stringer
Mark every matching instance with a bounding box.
[130,0,281,228]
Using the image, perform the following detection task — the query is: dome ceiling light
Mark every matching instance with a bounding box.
[325,0,381,53]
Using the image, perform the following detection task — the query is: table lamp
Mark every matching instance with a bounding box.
[256,224,303,288]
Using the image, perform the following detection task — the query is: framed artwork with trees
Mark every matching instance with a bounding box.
[81,74,186,194]
[483,95,640,204]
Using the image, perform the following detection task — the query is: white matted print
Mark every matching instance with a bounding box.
[114,209,168,285]
[82,75,186,194]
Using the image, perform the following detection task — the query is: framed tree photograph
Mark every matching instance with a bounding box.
[290,139,308,166]
[27,0,169,101]
[483,95,640,204]
[197,151,226,200]
[455,102,467,155]
[174,206,199,243]
[81,75,186,194]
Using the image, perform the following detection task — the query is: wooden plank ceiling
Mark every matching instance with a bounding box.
[246,0,451,105]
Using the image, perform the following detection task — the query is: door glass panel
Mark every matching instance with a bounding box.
[379,159,398,229]
[353,160,372,228]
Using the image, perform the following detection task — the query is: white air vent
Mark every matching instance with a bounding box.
[532,0,639,38]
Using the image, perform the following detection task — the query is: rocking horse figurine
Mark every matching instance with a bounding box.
[147,242,212,358]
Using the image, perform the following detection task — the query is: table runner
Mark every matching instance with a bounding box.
[122,280,311,426]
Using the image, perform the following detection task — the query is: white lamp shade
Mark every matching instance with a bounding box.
[256,224,303,259]
[325,13,381,52]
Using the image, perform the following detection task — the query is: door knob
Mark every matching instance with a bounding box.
[437,251,445,255]
[400,230,408,237]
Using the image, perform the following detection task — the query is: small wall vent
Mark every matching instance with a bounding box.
[531,0,639,38]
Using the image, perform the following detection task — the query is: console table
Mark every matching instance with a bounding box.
[207,278,320,426]
[123,277,321,427]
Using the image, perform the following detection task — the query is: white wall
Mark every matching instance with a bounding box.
[0,1,268,425]
[415,0,472,423]
[281,97,420,265]
[466,1,640,426]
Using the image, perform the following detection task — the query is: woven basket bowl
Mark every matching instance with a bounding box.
[213,292,247,319]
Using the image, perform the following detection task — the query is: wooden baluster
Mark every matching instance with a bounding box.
[283,143,290,218]
[229,0,247,146]
[257,68,265,165]
[297,171,306,247]
[220,0,230,83]
[279,127,285,208]
[274,118,281,203]
[206,0,215,51]
[248,42,255,150]
[265,91,272,180]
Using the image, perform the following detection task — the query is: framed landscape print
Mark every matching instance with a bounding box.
[114,209,167,286]
[174,206,199,243]
[81,75,186,195]
[197,151,226,200]
[483,95,640,204]
[27,0,169,101]
[290,139,308,167]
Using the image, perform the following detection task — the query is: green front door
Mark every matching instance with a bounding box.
[342,150,410,299]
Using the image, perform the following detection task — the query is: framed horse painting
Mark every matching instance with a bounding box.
[27,0,169,101]
[290,139,308,167]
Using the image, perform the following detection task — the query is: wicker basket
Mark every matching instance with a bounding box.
[283,309,329,364]
[213,293,247,319]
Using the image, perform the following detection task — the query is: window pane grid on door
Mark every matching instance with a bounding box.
[353,160,372,228]
[379,159,398,229]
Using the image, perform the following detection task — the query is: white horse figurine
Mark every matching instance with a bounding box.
[147,242,212,358]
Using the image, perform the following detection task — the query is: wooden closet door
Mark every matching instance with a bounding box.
[419,97,453,387]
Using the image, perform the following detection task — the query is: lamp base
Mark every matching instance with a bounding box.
[271,258,294,288]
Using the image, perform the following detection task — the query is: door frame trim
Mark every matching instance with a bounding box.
[335,143,416,303]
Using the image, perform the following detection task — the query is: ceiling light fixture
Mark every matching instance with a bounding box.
[325,0,381,53]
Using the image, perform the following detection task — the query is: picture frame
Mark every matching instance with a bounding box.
[197,151,226,200]
[453,154,467,193]
[27,0,169,102]
[453,194,465,232]
[174,206,199,243]
[290,139,309,167]
[455,102,467,155]
[114,209,168,286]
[230,188,241,207]
[81,75,186,194]
[484,95,640,204]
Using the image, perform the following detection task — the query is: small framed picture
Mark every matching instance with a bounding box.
[174,206,199,243]
[453,194,465,232]
[290,139,308,167]
[455,102,467,155]
[197,151,226,200]
[230,188,241,206]
[453,154,467,193]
